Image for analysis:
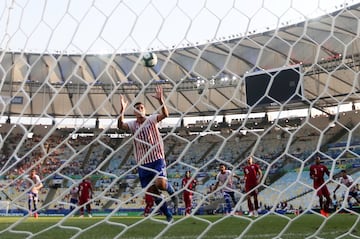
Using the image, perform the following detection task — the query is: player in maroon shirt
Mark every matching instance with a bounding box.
[78,178,93,218]
[309,155,331,217]
[182,171,197,216]
[243,156,262,217]
[144,192,154,217]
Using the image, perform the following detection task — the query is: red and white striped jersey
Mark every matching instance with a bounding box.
[127,114,164,165]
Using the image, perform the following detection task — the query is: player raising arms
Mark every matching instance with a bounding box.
[118,86,175,222]
[309,155,331,217]
[243,156,262,217]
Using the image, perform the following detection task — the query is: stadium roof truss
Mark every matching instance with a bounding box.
[1,3,360,119]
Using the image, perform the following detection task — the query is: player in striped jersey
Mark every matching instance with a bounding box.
[118,86,174,222]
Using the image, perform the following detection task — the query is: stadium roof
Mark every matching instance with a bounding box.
[1,3,360,119]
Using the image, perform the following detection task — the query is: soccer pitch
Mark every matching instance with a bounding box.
[0,214,358,239]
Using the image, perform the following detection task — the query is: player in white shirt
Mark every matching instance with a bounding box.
[69,185,79,214]
[212,163,240,214]
[27,169,43,218]
[333,169,360,207]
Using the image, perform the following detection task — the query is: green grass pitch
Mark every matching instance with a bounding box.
[0,214,359,239]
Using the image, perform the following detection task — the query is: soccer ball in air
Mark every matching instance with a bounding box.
[141,52,158,67]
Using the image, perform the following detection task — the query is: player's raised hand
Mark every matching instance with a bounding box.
[153,85,164,103]
[120,95,128,111]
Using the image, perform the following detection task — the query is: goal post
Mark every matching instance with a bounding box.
[1,1,360,238]
[0,201,10,216]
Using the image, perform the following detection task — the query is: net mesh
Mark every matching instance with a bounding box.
[0,0,360,238]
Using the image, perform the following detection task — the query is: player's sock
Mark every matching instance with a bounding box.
[166,183,178,214]
[154,196,172,221]
[33,196,38,215]
[230,193,237,206]
[247,199,254,213]
[166,183,175,194]
[224,193,232,213]
[28,195,33,214]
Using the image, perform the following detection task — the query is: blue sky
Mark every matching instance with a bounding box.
[1,0,358,53]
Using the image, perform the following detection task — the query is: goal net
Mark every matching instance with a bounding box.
[1,0,360,238]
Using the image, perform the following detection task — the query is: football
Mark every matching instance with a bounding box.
[141,52,158,67]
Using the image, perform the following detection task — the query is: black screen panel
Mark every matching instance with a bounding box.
[245,66,302,107]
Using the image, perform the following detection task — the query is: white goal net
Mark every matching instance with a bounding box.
[1,0,360,238]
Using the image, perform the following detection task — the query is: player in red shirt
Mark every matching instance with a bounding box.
[182,171,197,216]
[309,155,331,217]
[78,178,93,218]
[243,156,262,217]
[144,192,154,217]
